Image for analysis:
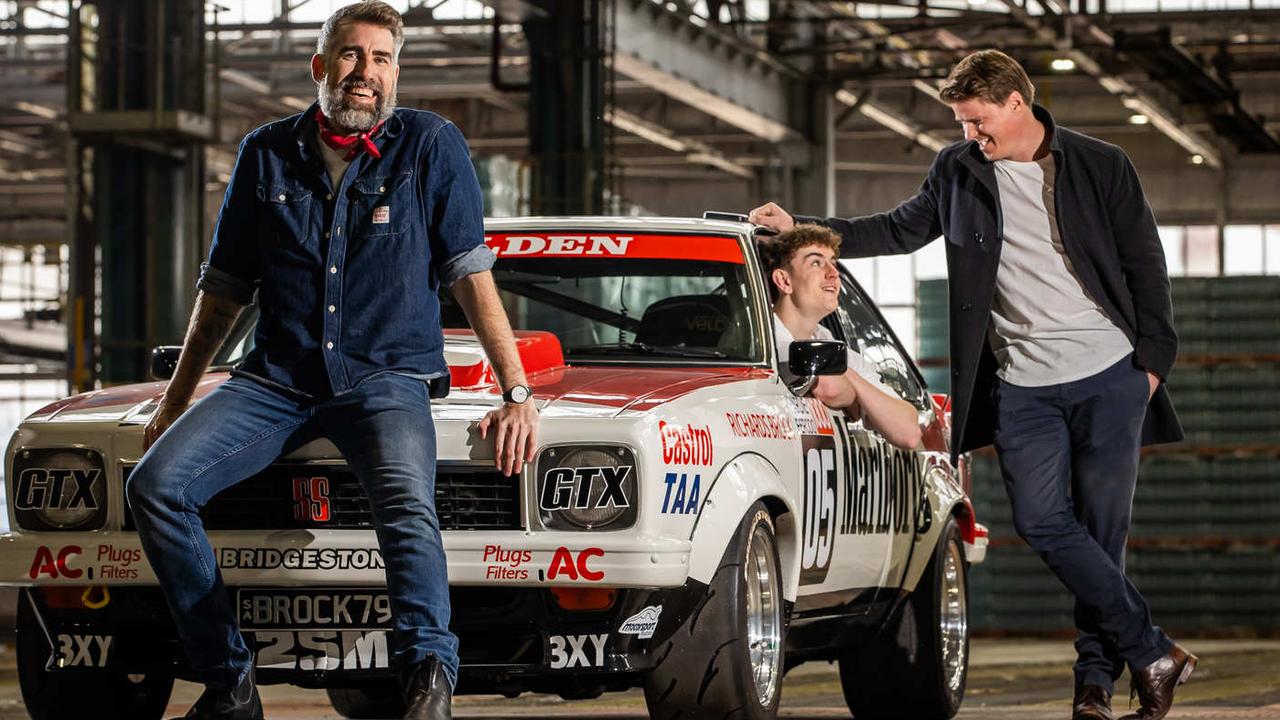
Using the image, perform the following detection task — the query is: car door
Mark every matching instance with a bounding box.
[820,268,934,598]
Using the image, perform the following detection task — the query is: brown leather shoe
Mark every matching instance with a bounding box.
[1119,644,1197,720]
[1073,684,1114,720]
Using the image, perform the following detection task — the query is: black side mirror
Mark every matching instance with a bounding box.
[150,346,183,381]
[787,340,846,395]
[789,340,847,378]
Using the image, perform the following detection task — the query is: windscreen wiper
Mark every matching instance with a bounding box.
[569,342,729,359]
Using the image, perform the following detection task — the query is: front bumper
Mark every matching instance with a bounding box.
[0,530,693,588]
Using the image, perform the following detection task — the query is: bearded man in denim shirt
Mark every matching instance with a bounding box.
[125,4,535,719]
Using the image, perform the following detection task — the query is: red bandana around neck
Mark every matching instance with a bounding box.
[316,109,384,162]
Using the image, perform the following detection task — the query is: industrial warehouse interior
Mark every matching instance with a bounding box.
[0,0,1277,719]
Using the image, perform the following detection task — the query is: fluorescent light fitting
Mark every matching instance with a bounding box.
[1128,114,1150,125]
[1189,154,1205,165]
[1050,58,1076,72]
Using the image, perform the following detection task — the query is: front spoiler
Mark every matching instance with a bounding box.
[0,530,692,588]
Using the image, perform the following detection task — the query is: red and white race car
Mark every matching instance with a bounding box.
[2,216,986,720]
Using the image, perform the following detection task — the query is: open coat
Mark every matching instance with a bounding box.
[797,104,1183,463]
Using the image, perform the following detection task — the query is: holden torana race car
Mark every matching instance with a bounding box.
[2,216,987,720]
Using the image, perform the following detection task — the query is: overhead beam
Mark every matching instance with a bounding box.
[605,108,754,178]
[834,89,949,152]
[610,0,802,143]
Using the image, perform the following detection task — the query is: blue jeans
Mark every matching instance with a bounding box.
[127,373,458,689]
[993,354,1171,693]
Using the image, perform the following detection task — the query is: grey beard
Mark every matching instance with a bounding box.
[317,81,396,132]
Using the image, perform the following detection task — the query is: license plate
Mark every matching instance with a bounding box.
[237,588,392,630]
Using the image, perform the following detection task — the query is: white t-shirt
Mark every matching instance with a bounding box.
[990,155,1133,386]
[773,314,896,398]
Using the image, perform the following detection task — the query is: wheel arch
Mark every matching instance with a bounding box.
[687,452,800,602]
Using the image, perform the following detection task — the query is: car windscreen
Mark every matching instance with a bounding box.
[443,232,762,364]
[215,231,763,366]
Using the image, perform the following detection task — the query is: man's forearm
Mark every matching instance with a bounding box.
[451,271,528,390]
[160,291,245,407]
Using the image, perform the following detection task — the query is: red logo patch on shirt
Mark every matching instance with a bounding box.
[373,206,390,224]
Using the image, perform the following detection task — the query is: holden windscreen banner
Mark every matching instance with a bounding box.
[484,233,745,264]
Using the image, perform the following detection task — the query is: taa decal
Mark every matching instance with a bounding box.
[800,436,837,586]
[660,472,701,514]
[546,547,604,582]
[15,468,100,511]
[548,634,607,669]
[659,421,713,466]
[483,544,533,580]
[292,476,331,522]
[29,545,81,580]
[539,466,631,511]
[254,630,389,671]
[617,606,662,639]
[55,634,111,668]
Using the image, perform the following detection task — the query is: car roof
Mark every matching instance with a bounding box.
[483,216,755,237]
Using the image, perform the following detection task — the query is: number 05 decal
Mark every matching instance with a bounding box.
[800,435,837,586]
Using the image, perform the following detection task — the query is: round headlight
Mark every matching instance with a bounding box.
[537,445,637,531]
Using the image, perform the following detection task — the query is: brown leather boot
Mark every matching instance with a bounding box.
[1118,643,1197,720]
[1073,684,1114,720]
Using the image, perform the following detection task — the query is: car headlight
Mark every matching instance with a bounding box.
[536,445,637,530]
[12,448,108,531]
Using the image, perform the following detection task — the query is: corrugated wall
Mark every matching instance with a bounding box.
[918,276,1280,636]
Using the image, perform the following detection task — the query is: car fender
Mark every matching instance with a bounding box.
[686,451,800,601]
[898,459,972,593]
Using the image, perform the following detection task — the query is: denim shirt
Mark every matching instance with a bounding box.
[197,102,494,400]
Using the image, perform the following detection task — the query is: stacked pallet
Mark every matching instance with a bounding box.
[920,276,1280,636]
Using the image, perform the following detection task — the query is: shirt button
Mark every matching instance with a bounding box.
[330,266,337,274]
[336,227,342,236]
[278,193,286,201]
[324,231,330,239]
[378,185,386,193]
[326,193,333,201]
[326,341,334,350]
[328,305,336,313]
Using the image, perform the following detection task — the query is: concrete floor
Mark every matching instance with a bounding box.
[0,638,1274,719]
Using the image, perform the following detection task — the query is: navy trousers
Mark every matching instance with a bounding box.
[993,354,1171,692]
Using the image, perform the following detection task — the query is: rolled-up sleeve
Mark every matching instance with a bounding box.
[423,121,488,285]
[197,134,261,305]
[439,243,496,287]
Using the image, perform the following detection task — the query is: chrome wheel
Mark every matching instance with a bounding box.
[939,539,968,695]
[744,523,782,707]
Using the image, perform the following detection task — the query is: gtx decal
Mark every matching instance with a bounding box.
[538,466,631,511]
[15,468,100,511]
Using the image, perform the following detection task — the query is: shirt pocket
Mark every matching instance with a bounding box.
[349,171,414,238]
[257,181,314,246]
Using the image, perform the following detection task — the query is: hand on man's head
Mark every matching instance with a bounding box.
[748,202,795,233]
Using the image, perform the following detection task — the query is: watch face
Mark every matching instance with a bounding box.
[509,385,530,403]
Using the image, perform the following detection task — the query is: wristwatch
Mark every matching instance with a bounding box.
[502,384,532,405]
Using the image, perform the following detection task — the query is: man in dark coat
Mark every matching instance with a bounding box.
[750,50,1194,720]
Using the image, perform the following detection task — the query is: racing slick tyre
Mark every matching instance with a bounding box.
[326,685,407,719]
[839,518,968,720]
[644,502,784,720]
[15,590,174,720]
